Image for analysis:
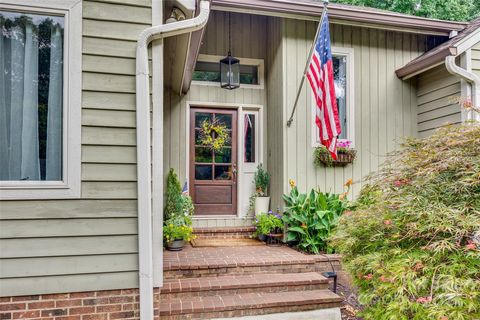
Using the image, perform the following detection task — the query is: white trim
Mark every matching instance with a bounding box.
[0,0,82,200]
[191,54,265,89]
[151,0,163,289]
[185,101,264,219]
[311,47,355,148]
[454,28,480,56]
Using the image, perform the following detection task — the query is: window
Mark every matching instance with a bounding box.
[312,48,355,147]
[0,0,81,199]
[244,114,255,163]
[192,54,264,89]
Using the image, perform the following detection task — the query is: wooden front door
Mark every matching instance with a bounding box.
[190,108,237,215]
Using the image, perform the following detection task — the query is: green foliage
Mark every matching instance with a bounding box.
[332,0,480,21]
[331,123,480,320]
[165,168,184,220]
[254,212,284,236]
[283,186,348,253]
[254,164,270,196]
[163,223,194,242]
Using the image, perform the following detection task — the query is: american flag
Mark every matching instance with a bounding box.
[306,13,342,160]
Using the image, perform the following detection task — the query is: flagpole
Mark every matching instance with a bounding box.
[286,0,329,127]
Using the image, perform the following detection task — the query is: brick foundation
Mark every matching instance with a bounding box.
[0,288,159,320]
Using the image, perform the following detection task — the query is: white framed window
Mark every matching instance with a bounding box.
[311,47,355,147]
[241,109,260,173]
[0,0,81,199]
[192,54,265,89]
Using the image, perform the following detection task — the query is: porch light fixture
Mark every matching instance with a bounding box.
[220,13,240,89]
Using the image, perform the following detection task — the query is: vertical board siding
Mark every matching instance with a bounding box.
[280,20,423,200]
[416,65,461,138]
[0,0,152,296]
[164,11,267,227]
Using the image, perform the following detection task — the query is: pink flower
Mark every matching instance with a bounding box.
[384,220,392,226]
[344,210,353,216]
[379,275,393,283]
[465,241,477,250]
[363,273,373,280]
[416,296,432,304]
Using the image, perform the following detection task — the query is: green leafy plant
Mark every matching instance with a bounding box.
[165,168,183,220]
[199,119,229,152]
[331,123,480,320]
[163,222,194,242]
[254,164,270,196]
[282,181,349,254]
[254,211,284,236]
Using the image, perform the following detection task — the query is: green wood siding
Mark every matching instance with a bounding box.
[273,19,426,207]
[473,42,480,78]
[416,65,461,138]
[0,0,151,297]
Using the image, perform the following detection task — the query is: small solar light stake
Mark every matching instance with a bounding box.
[322,271,338,293]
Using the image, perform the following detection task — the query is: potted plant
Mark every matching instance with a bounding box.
[163,221,194,251]
[254,211,284,243]
[252,164,270,215]
[314,139,356,167]
[163,168,195,251]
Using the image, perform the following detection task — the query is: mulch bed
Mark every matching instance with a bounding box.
[337,280,363,320]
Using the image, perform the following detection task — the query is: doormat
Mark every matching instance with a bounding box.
[190,238,265,247]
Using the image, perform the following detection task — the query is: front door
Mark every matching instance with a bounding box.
[189,108,237,215]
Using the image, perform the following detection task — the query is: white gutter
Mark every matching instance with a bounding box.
[445,54,480,121]
[135,1,211,319]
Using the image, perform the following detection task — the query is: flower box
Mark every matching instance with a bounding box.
[314,139,356,167]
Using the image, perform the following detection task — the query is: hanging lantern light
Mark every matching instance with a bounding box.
[220,13,240,90]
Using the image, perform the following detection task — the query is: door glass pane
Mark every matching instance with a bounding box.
[214,165,232,180]
[195,112,212,128]
[215,147,231,163]
[244,114,255,162]
[194,129,202,145]
[215,114,232,129]
[195,165,212,180]
[0,11,64,181]
[195,147,212,163]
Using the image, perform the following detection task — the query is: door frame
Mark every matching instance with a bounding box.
[186,101,264,218]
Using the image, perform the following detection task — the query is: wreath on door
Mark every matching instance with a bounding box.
[199,119,230,152]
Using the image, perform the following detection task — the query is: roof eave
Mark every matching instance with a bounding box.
[211,0,467,36]
[396,47,458,79]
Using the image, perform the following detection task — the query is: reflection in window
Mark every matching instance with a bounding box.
[0,11,64,181]
[333,56,347,139]
[244,114,255,163]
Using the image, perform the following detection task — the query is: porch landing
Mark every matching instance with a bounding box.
[161,241,343,319]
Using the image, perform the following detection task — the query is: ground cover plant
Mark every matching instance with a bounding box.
[331,123,480,320]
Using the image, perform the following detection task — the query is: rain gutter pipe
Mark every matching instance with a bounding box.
[445,55,480,121]
[135,1,211,318]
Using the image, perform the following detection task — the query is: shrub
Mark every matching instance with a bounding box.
[254,211,284,236]
[165,168,183,220]
[283,181,348,254]
[331,123,480,320]
[254,164,270,196]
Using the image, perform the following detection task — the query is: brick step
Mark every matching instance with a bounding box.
[159,289,343,319]
[164,257,318,279]
[193,227,256,239]
[160,272,329,299]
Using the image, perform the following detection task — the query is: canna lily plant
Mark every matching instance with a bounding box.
[282,180,349,254]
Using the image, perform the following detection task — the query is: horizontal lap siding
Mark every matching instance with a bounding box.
[416,65,461,138]
[473,42,480,78]
[164,11,267,228]
[280,21,424,203]
[0,0,152,296]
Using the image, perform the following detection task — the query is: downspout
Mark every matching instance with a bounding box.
[445,55,480,121]
[135,1,210,319]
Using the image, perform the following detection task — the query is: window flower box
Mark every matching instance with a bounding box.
[314,140,356,167]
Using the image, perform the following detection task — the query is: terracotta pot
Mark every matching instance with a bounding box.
[166,239,185,251]
[254,196,270,215]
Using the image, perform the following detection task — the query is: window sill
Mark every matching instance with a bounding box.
[0,182,81,200]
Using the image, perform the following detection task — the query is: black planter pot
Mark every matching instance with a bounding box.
[258,234,267,242]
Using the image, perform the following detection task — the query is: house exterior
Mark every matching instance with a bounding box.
[0,0,478,319]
